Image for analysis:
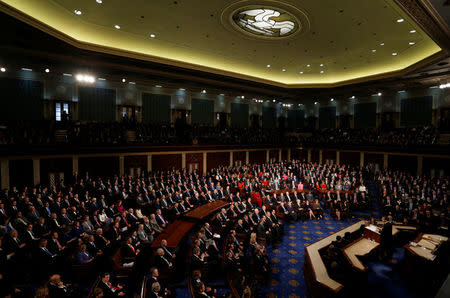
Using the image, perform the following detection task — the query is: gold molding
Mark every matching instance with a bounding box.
[394,0,450,52]
[0,1,446,89]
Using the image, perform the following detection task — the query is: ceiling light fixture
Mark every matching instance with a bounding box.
[0,67,5,72]
[74,10,82,15]
[63,73,72,77]
[330,98,334,101]
[398,90,406,93]
[439,83,450,89]
[397,18,404,23]
[320,70,324,74]
[429,86,438,89]
[314,101,318,105]
[155,85,162,88]
[202,90,207,93]
[320,64,324,67]
[45,68,50,73]
[96,0,103,3]
[378,92,382,96]
[219,93,225,96]
[76,74,96,83]
[306,64,311,67]
[392,52,398,56]
[410,29,416,33]
[241,95,244,99]
[273,99,276,102]
[299,71,303,74]
[21,68,32,71]
[150,34,156,38]
[115,25,121,29]
[380,42,385,46]
[282,68,286,72]
[98,78,106,81]
[409,42,415,45]
[350,96,355,99]
[372,49,377,52]
[129,81,136,85]
[122,78,126,82]
[267,64,271,68]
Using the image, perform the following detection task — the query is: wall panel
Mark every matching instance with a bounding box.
[207,152,230,170]
[192,99,214,125]
[78,157,119,178]
[249,150,266,164]
[354,102,376,128]
[0,78,43,120]
[231,103,249,128]
[142,93,171,123]
[152,154,182,171]
[78,87,116,121]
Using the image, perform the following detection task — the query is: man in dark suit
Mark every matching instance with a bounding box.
[48,274,72,297]
[99,272,125,297]
[380,215,393,258]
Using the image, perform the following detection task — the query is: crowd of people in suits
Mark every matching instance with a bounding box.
[0,120,445,149]
[303,126,441,148]
[377,169,449,234]
[0,160,376,297]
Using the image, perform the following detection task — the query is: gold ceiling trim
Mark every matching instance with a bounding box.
[394,0,450,52]
[0,1,445,89]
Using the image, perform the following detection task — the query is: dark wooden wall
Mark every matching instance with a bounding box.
[323,150,336,164]
[152,154,182,171]
[9,159,33,188]
[249,151,266,164]
[40,158,72,185]
[207,152,230,171]
[340,152,360,166]
[186,153,203,173]
[233,151,246,166]
[79,157,119,178]
[124,156,147,176]
[388,155,417,173]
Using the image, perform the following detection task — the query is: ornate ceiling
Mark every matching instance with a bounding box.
[0,0,446,88]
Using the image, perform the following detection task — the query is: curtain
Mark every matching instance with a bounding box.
[287,110,305,130]
[231,103,249,128]
[319,106,336,129]
[0,78,43,120]
[78,87,116,121]
[401,96,432,127]
[354,102,376,128]
[191,98,214,125]
[142,93,171,123]
[262,107,276,129]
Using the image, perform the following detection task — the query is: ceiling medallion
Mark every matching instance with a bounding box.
[233,8,299,37]
[221,1,310,41]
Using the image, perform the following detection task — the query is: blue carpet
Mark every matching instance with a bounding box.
[260,215,360,297]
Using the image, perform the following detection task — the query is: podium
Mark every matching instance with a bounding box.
[363,225,381,243]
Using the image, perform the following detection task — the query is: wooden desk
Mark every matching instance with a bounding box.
[405,233,448,261]
[184,200,228,220]
[364,225,381,242]
[343,238,379,271]
[151,220,195,248]
[304,220,365,297]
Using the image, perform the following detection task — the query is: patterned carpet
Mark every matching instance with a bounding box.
[260,215,360,298]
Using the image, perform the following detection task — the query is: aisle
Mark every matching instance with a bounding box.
[260,215,360,297]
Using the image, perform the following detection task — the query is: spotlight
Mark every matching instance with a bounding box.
[76,74,96,83]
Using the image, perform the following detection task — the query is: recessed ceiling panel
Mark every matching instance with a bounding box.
[0,0,442,87]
